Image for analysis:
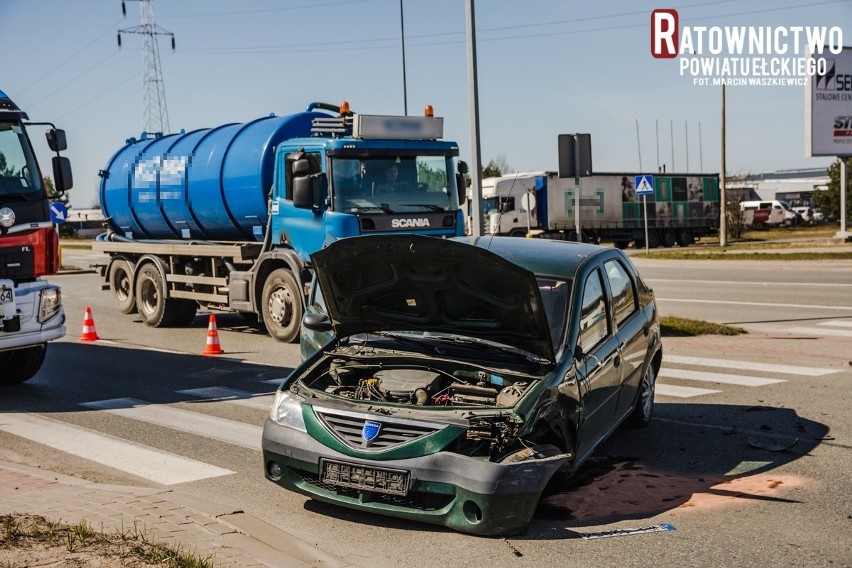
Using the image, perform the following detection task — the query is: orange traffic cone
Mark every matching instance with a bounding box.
[79,306,100,341]
[202,314,224,355]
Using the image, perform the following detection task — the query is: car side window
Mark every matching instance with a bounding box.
[579,269,609,353]
[604,259,637,327]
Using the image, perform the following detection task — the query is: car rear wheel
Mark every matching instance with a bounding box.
[628,364,656,427]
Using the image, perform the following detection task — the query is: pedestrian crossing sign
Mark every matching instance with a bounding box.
[635,175,654,196]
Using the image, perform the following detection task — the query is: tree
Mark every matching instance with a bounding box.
[482,160,502,178]
[813,158,852,222]
[481,154,512,179]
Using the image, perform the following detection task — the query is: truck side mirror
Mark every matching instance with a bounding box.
[456,173,467,205]
[293,176,313,209]
[46,129,67,152]
[52,156,73,192]
[293,173,327,211]
[457,160,469,175]
[292,158,311,176]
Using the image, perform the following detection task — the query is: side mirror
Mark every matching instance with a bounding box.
[292,158,311,176]
[573,344,584,361]
[46,129,67,152]
[293,176,313,209]
[52,156,73,192]
[303,312,333,332]
[293,173,327,211]
[457,160,469,175]
[456,173,467,205]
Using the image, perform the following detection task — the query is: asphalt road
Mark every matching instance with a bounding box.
[2,254,850,567]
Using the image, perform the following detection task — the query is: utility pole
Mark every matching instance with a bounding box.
[399,0,408,116]
[118,0,175,135]
[720,84,727,247]
[465,0,483,237]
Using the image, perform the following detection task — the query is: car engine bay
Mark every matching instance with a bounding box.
[300,357,534,408]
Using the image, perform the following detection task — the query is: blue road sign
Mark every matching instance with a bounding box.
[49,202,68,224]
[635,175,655,196]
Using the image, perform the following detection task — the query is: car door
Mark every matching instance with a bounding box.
[603,257,648,420]
[575,266,622,461]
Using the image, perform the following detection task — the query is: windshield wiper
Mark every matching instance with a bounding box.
[398,203,445,211]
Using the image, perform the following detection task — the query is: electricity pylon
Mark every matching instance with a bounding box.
[118,0,175,135]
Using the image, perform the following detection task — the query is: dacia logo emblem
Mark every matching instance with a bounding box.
[362,420,382,445]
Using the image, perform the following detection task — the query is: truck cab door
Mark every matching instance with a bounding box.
[273,149,327,260]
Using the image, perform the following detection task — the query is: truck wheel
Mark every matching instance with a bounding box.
[662,229,677,248]
[109,259,136,314]
[614,240,630,250]
[677,229,693,247]
[0,344,47,385]
[173,300,198,326]
[647,230,661,249]
[261,269,302,343]
[135,263,179,327]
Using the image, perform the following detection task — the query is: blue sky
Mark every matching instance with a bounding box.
[3,0,850,208]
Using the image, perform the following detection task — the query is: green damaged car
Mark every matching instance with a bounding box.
[262,234,662,535]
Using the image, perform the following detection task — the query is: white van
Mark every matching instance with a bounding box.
[740,200,801,227]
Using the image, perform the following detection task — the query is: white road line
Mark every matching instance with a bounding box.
[177,387,274,411]
[782,326,852,338]
[664,355,839,376]
[819,321,852,328]
[0,413,233,485]
[649,279,852,288]
[657,298,852,311]
[658,368,785,387]
[655,384,721,398]
[80,398,263,450]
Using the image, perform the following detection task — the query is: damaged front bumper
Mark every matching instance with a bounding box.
[262,417,568,536]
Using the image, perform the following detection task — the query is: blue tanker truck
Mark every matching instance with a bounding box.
[93,101,468,342]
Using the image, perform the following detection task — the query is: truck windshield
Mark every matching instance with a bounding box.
[330,156,458,214]
[0,122,43,199]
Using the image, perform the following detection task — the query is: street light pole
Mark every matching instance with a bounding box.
[400,0,408,116]
[465,0,483,237]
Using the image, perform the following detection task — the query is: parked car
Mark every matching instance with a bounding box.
[262,234,663,536]
[793,206,814,224]
[740,200,802,227]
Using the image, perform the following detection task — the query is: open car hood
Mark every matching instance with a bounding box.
[310,235,555,363]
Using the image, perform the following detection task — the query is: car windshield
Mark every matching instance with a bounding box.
[0,122,43,199]
[329,155,458,214]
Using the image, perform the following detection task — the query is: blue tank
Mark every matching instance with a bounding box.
[99,111,324,241]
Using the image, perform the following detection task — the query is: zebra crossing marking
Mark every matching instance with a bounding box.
[658,368,786,387]
[80,398,263,450]
[784,326,852,338]
[0,413,233,485]
[664,355,839,376]
[655,384,721,398]
[177,387,274,411]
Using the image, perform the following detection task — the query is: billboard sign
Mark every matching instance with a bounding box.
[806,46,852,157]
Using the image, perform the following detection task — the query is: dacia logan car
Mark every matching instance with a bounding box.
[262,234,662,535]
